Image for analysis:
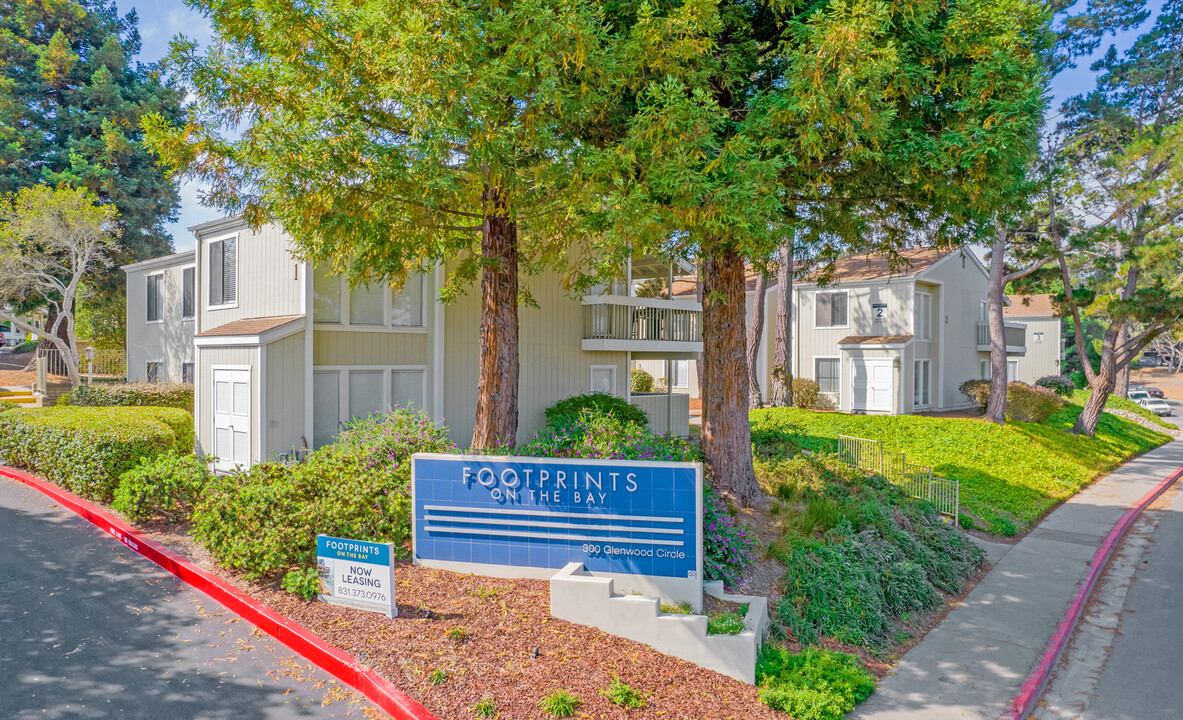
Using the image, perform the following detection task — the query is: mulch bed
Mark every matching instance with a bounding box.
[144,524,784,720]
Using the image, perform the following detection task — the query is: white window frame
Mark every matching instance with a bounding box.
[914,359,931,408]
[915,291,932,341]
[981,359,1019,382]
[313,365,430,432]
[672,359,689,389]
[813,355,841,395]
[181,265,196,320]
[146,272,164,324]
[206,233,239,311]
[181,361,194,385]
[146,360,164,383]
[589,365,618,396]
[311,268,429,333]
[812,289,850,330]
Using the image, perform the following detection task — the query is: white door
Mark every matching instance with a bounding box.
[212,368,251,471]
[851,359,894,412]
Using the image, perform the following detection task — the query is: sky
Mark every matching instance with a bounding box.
[115,0,1166,254]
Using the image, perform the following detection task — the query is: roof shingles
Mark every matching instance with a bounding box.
[195,315,303,338]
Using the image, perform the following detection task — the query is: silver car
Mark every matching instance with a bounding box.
[1128,390,1173,417]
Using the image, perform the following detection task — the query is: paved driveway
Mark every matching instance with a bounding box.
[0,476,381,719]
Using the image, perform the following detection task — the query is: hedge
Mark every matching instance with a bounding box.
[59,383,194,413]
[0,406,194,502]
[545,392,649,429]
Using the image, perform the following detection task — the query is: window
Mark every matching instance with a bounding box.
[313,265,342,323]
[815,357,840,394]
[182,268,195,319]
[981,360,1019,381]
[146,362,161,383]
[181,362,194,384]
[1034,331,1044,343]
[590,366,617,395]
[979,301,988,323]
[814,291,848,328]
[391,274,424,327]
[313,371,341,449]
[208,237,238,307]
[915,292,932,341]
[349,370,386,419]
[672,360,689,389]
[146,274,162,322]
[350,283,385,325]
[914,359,931,407]
[391,369,424,409]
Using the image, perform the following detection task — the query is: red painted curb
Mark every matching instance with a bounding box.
[0,466,437,720]
[1003,463,1183,720]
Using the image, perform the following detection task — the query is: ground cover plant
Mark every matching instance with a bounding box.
[59,382,195,413]
[750,398,1170,532]
[756,647,876,720]
[1069,388,1178,430]
[0,406,194,501]
[192,408,455,582]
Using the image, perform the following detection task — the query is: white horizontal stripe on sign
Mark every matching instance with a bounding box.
[422,504,683,524]
[423,514,685,535]
[422,526,685,546]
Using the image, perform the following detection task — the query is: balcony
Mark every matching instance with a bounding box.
[976,322,1027,355]
[581,295,703,356]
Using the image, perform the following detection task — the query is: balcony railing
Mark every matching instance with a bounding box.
[976,322,1027,353]
[581,295,703,353]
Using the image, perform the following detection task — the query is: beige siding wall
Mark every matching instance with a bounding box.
[197,222,303,330]
[264,332,306,458]
[313,330,428,367]
[195,346,260,461]
[443,267,627,446]
[918,253,989,409]
[125,261,195,382]
[1009,316,1062,383]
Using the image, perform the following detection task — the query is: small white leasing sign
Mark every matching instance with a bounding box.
[316,535,397,618]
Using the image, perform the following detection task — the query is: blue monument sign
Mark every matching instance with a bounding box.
[411,453,703,606]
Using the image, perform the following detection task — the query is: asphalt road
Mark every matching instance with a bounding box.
[1079,477,1183,720]
[0,476,380,720]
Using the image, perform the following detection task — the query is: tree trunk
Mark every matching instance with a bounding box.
[1075,325,1120,436]
[985,222,1009,424]
[746,272,768,409]
[1114,324,1130,397]
[769,243,794,407]
[470,185,520,450]
[700,247,760,507]
[695,270,705,415]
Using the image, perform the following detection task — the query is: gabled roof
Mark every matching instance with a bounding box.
[1004,294,1057,317]
[121,250,195,274]
[809,246,953,283]
[196,315,303,338]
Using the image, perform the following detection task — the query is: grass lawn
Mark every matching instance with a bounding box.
[750,398,1172,533]
[1069,389,1178,430]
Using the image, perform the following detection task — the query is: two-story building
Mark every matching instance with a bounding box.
[642,247,1030,415]
[124,216,702,470]
[1003,294,1063,384]
[123,251,197,384]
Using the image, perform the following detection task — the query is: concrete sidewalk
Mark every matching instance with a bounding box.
[848,437,1183,720]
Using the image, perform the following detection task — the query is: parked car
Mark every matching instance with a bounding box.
[1128,390,1173,417]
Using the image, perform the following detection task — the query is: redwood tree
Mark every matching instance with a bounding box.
[768,242,794,407]
[145,0,612,448]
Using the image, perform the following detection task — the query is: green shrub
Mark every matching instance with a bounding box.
[539,690,581,718]
[544,392,648,429]
[630,368,655,393]
[1036,375,1076,396]
[113,451,212,522]
[281,567,321,599]
[520,409,693,462]
[707,611,745,635]
[191,408,453,579]
[958,513,976,530]
[10,338,39,354]
[1068,369,1088,389]
[0,406,194,501]
[756,648,876,720]
[602,677,646,708]
[59,382,194,413]
[959,379,990,410]
[0,400,22,413]
[988,516,1017,536]
[1006,382,1066,422]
